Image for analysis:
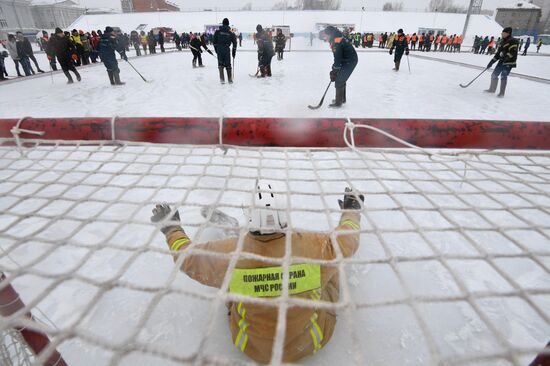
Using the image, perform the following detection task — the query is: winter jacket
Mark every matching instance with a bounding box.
[5,41,19,60]
[492,36,519,68]
[163,211,361,363]
[213,25,237,53]
[256,30,275,65]
[329,31,358,72]
[190,36,208,52]
[50,35,76,62]
[98,31,125,70]
[391,34,409,53]
[274,33,286,51]
[16,37,34,57]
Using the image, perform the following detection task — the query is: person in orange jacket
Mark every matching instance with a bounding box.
[151,183,364,364]
[410,33,417,50]
[434,35,441,51]
[418,33,424,51]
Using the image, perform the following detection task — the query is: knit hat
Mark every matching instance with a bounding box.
[223,18,229,26]
[256,24,263,33]
[105,26,114,33]
[502,27,513,35]
[398,28,404,34]
[55,27,63,34]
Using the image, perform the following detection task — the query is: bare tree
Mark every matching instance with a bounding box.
[382,2,404,11]
[296,0,342,10]
[428,0,466,13]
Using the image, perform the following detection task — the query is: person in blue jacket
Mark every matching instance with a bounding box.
[322,26,358,108]
[98,26,128,86]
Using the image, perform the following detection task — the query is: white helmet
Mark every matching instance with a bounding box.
[248,180,288,235]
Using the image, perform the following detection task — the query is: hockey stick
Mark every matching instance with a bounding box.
[406,54,411,74]
[249,67,260,78]
[232,56,235,81]
[125,59,149,83]
[459,68,488,88]
[308,81,333,110]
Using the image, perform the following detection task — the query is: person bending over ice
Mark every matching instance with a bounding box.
[151,183,364,363]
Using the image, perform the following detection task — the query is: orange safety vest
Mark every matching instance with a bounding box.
[435,36,441,44]
[453,37,459,44]
[419,35,424,42]
[448,37,453,44]
[488,40,495,48]
[406,35,411,42]
[430,35,434,42]
[411,35,417,42]
[442,36,447,43]
[379,34,383,41]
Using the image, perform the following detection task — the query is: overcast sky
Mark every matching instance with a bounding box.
[76,0,509,12]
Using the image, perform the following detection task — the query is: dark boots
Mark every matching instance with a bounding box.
[332,84,347,105]
[113,71,124,85]
[393,61,400,71]
[484,78,498,93]
[64,71,74,84]
[192,59,197,68]
[497,79,507,97]
[329,86,345,108]
[108,71,115,85]
[226,67,233,84]
[219,66,225,84]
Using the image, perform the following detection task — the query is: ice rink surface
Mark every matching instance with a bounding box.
[1,38,550,121]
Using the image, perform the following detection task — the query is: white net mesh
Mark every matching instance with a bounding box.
[0,329,34,366]
[0,140,549,366]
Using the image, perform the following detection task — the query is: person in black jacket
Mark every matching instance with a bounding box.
[485,27,519,98]
[213,18,237,84]
[148,30,157,54]
[322,26,358,108]
[190,33,213,68]
[522,37,530,56]
[0,50,8,80]
[50,28,81,84]
[98,26,127,86]
[158,30,165,53]
[274,28,286,61]
[389,28,409,71]
[256,24,275,77]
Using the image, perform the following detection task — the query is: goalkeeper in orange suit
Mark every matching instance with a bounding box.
[151,183,363,363]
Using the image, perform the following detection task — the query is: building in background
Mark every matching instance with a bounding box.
[120,0,180,12]
[31,0,85,29]
[531,0,550,33]
[0,0,36,33]
[495,1,542,35]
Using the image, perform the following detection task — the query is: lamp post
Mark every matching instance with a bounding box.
[359,4,365,32]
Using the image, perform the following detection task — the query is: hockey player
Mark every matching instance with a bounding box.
[50,28,81,84]
[150,184,363,364]
[140,31,148,54]
[389,28,409,71]
[522,37,530,56]
[485,27,519,98]
[158,30,165,53]
[537,38,543,53]
[98,26,127,86]
[255,24,275,77]
[213,18,237,84]
[274,28,286,61]
[190,33,213,68]
[321,26,358,108]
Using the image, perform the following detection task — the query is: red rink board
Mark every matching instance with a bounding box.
[0,118,549,150]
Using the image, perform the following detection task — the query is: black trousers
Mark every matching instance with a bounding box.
[192,50,203,66]
[335,59,358,88]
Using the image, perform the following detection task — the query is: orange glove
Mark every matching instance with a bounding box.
[71,54,78,61]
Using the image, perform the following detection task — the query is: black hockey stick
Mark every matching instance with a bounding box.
[406,54,411,74]
[308,81,333,110]
[460,68,488,88]
[125,59,149,83]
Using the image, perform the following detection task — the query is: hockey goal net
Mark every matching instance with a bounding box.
[0,118,549,366]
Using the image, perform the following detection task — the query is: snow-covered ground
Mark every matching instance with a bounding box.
[1,46,550,121]
[0,143,548,366]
